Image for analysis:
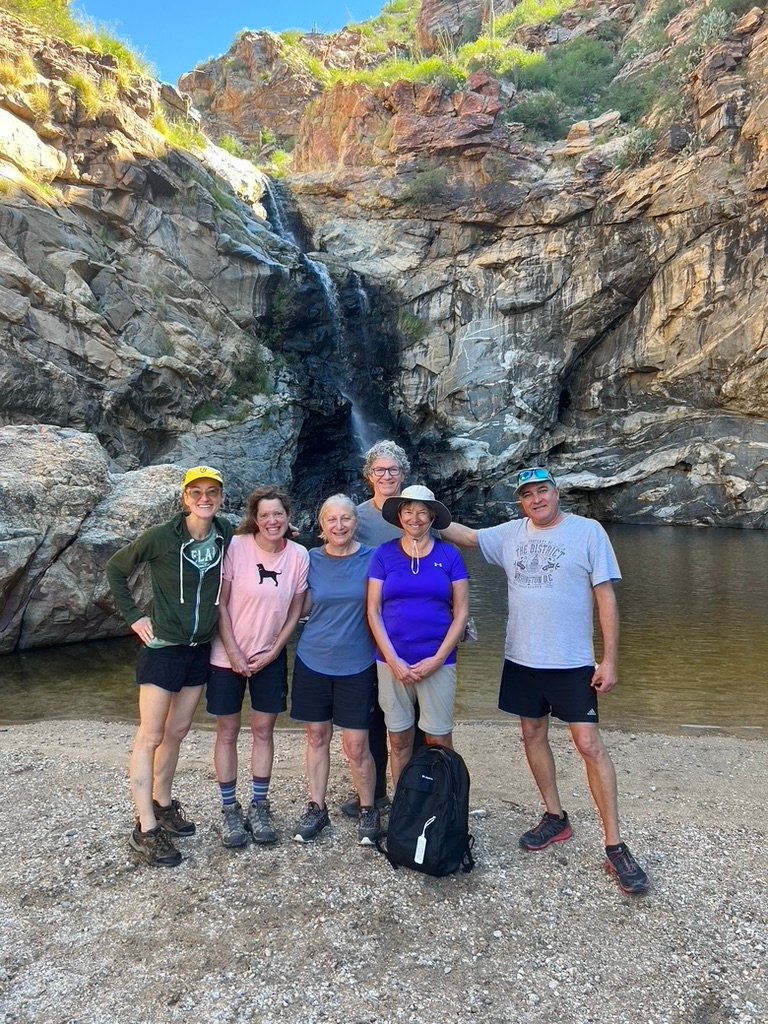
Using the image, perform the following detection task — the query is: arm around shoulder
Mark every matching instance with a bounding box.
[440,521,479,549]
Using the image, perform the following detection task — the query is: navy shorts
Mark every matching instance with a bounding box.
[135,643,211,693]
[290,656,376,730]
[206,649,288,716]
[498,660,598,724]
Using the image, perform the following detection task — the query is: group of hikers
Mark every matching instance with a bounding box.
[105,440,650,896]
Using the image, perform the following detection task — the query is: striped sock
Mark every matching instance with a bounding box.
[251,776,270,804]
[219,779,237,808]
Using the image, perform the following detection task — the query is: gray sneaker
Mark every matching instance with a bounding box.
[293,802,330,843]
[221,801,248,849]
[153,798,196,837]
[357,806,381,846]
[245,800,278,844]
[129,823,182,867]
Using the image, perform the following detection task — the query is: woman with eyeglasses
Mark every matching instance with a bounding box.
[366,485,469,786]
[106,466,234,868]
[207,486,309,849]
[337,440,414,819]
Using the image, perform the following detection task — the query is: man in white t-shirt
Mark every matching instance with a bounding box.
[442,467,649,895]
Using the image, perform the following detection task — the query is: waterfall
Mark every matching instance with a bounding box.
[262,177,390,462]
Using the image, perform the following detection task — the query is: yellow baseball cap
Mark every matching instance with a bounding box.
[182,465,224,488]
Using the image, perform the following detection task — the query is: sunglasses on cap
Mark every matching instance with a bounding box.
[514,468,556,490]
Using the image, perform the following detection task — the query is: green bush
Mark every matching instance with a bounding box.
[614,127,658,169]
[332,54,465,90]
[506,90,566,141]
[218,134,245,157]
[2,0,151,75]
[455,37,544,80]
[518,37,617,109]
[496,0,576,35]
[400,166,448,205]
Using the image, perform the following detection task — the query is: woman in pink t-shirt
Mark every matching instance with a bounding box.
[207,486,309,848]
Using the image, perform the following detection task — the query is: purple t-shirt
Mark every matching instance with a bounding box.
[367,539,468,665]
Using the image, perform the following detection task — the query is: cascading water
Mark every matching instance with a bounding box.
[262,177,394,466]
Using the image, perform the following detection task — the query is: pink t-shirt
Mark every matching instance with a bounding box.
[210,534,309,668]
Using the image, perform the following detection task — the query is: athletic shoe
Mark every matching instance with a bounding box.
[357,806,381,846]
[129,823,182,867]
[245,800,278,844]
[605,844,651,895]
[519,811,572,852]
[153,798,195,837]
[340,794,391,819]
[293,802,330,843]
[220,801,248,849]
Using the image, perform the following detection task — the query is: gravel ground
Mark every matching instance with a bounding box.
[0,720,765,1024]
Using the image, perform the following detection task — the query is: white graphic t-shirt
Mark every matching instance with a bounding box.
[477,514,621,669]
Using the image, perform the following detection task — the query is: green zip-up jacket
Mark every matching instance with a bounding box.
[105,513,235,646]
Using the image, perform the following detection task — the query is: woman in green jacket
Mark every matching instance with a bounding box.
[106,466,234,867]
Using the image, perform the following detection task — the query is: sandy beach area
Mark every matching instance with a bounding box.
[0,719,765,1024]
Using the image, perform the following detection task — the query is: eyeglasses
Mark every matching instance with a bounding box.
[515,468,554,487]
[370,467,402,479]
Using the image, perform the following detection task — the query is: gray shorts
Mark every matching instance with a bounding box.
[376,661,456,737]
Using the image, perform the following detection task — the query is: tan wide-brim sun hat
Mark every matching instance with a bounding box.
[381,484,452,530]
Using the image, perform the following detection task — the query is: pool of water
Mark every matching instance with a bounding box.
[1,525,767,737]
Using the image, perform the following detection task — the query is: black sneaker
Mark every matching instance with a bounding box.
[293,802,330,843]
[340,794,391,819]
[129,823,182,867]
[519,811,572,852]
[153,798,195,837]
[605,844,650,895]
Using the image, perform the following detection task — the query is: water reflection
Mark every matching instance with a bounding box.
[1,525,766,735]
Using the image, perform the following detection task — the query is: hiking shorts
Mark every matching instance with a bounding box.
[135,643,211,692]
[206,648,288,716]
[377,661,455,737]
[498,660,598,724]
[290,656,376,730]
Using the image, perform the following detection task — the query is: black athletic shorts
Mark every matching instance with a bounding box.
[206,648,288,716]
[498,659,598,723]
[135,643,211,692]
[290,656,376,730]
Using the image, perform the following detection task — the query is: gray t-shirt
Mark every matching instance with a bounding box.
[355,499,403,547]
[477,514,621,669]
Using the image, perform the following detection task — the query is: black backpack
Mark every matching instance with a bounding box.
[378,744,475,876]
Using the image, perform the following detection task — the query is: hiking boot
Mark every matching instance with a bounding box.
[220,801,248,849]
[245,800,278,844]
[153,798,195,837]
[129,823,182,867]
[293,802,330,843]
[519,811,572,852]
[605,844,651,895]
[357,806,381,846]
[340,794,391,819]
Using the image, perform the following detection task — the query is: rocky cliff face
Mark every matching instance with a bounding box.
[0,11,395,650]
[284,3,768,528]
[3,1,768,651]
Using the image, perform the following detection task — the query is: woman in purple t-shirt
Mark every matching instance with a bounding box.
[366,485,469,786]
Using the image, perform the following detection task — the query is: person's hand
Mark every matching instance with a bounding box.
[130,616,154,645]
[389,656,419,685]
[410,655,443,681]
[592,661,617,693]
[247,649,274,674]
[229,646,251,677]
